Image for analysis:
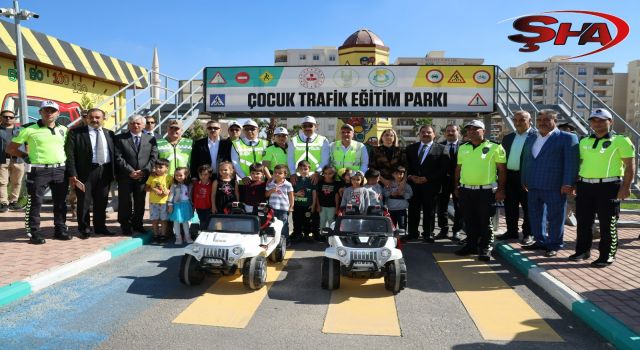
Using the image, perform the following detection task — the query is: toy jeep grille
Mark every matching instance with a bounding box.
[350,250,377,262]
[203,247,229,261]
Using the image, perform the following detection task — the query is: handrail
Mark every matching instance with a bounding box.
[147,68,204,127]
[495,66,540,130]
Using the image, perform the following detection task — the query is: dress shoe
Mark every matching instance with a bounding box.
[520,236,534,246]
[544,249,558,257]
[569,252,591,261]
[401,235,417,242]
[521,242,546,250]
[96,228,114,236]
[458,238,468,246]
[423,234,435,243]
[591,257,614,268]
[29,234,46,244]
[496,232,518,240]
[455,246,475,256]
[79,229,92,239]
[54,232,71,240]
[133,226,146,233]
[451,232,462,242]
[435,228,449,239]
[478,253,491,262]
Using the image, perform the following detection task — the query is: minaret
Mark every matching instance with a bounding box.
[151,47,160,104]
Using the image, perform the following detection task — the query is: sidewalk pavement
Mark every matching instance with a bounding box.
[0,204,151,306]
[1,203,639,347]
[495,214,640,350]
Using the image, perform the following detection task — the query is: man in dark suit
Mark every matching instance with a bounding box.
[65,108,116,237]
[190,120,230,181]
[436,124,463,241]
[115,114,158,235]
[521,109,579,257]
[405,124,449,242]
[497,110,537,245]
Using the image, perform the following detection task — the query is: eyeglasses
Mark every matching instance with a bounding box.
[229,128,241,132]
[244,127,257,131]
[146,121,155,125]
[207,127,220,131]
[169,126,180,130]
[1,115,15,119]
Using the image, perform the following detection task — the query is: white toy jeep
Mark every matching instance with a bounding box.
[320,206,407,294]
[179,203,286,290]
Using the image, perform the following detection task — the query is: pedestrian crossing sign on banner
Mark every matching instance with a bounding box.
[209,94,225,107]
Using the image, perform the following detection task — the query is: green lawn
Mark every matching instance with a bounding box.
[621,193,640,210]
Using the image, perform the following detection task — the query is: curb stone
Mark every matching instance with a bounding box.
[495,242,640,350]
[0,232,152,308]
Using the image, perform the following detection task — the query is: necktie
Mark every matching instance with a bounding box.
[305,137,311,161]
[418,144,426,163]
[449,143,455,158]
[95,128,105,164]
[134,135,140,151]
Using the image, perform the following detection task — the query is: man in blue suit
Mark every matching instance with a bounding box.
[521,109,579,257]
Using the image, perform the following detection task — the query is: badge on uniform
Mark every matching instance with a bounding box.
[601,141,611,154]
[481,147,490,159]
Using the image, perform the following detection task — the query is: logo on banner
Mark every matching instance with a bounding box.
[235,72,250,84]
[369,68,395,87]
[333,68,359,88]
[209,72,226,84]
[426,69,444,83]
[507,10,629,59]
[299,68,325,89]
[209,94,225,107]
[448,70,466,84]
[473,70,491,84]
[468,93,487,106]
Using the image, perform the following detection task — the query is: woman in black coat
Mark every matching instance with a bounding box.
[368,129,407,187]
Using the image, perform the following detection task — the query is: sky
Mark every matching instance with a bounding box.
[9,0,639,78]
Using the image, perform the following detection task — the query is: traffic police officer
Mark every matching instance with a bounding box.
[232,119,268,183]
[263,127,289,176]
[7,100,70,244]
[454,120,506,261]
[330,123,369,176]
[570,109,636,267]
[288,116,330,185]
[156,119,192,176]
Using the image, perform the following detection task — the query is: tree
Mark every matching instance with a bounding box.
[413,118,433,132]
[183,120,206,140]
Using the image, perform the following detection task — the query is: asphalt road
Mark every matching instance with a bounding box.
[0,240,612,350]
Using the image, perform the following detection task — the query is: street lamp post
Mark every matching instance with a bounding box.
[0,0,39,125]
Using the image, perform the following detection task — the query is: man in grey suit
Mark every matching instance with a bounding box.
[521,109,579,257]
[115,115,158,235]
[497,111,536,245]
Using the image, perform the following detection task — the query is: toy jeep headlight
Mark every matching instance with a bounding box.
[232,246,244,256]
[380,248,391,259]
[191,245,200,253]
[337,247,347,258]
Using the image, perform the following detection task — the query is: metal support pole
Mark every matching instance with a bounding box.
[13,0,29,125]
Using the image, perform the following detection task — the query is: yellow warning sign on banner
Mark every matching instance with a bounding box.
[413,66,494,88]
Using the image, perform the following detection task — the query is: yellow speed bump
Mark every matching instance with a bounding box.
[434,253,563,342]
[322,277,401,336]
[173,250,294,328]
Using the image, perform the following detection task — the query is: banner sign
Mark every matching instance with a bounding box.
[204,65,495,113]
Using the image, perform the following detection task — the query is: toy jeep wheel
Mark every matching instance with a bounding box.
[269,236,286,263]
[243,256,267,290]
[179,254,205,286]
[321,257,341,290]
[384,258,407,294]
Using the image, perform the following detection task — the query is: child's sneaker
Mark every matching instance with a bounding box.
[185,235,193,244]
[175,236,183,245]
